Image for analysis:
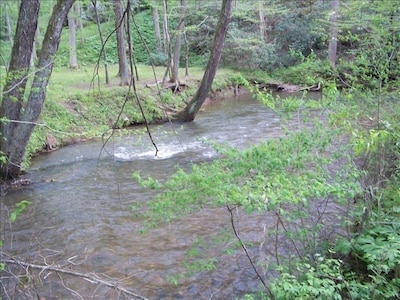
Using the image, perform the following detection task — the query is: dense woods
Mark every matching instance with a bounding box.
[1,0,399,299]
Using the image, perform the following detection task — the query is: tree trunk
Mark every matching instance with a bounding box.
[68,3,79,69]
[328,0,339,68]
[170,0,187,83]
[162,0,169,54]
[184,31,189,76]
[0,0,40,179]
[113,0,130,85]
[74,2,84,36]
[152,1,162,52]
[174,0,232,122]
[0,0,75,179]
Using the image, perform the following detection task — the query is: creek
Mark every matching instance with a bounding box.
[1,92,344,299]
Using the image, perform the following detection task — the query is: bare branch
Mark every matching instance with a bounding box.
[226,205,274,298]
[2,255,149,300]
[4,119,78,135]
[1,61,53,95]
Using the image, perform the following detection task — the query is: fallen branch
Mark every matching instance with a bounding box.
[3,257,149,300]
[159,104,180,113]
[144,80,162,88]
[298,82,321,92]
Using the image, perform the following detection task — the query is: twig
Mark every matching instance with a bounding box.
[274,207,302,258]
[1,61,53,95]
[274,213,280,266]
[57,272,84,300]
[4,119,76,135]
[226,205,274,298]
[2,257,149,300]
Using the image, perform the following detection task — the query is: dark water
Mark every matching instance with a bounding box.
[1,93,345,299]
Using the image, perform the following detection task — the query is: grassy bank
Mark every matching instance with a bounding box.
[25,65,241,168]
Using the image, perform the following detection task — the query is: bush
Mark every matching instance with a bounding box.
[273,51,335,85]
[148,52,168,67]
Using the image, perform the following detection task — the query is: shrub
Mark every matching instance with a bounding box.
[148,52,168,67]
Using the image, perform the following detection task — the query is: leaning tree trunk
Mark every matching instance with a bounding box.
[174,0,232,122]
[1,0,75,179]
[0,0,40,179]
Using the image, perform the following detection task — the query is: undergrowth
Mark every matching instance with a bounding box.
[132,78,400,299]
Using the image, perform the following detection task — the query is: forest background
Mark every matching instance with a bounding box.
[0,0,399,299]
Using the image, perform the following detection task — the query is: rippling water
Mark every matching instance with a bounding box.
[2,92,346,299]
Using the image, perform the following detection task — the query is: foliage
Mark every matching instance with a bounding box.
[132,117,361,234]
[1,0,400,297]
[9,200,32,223]
[273,51,335,86]
[273,7,326,65]
[353,222,400,297]
[1,200,32,270]
[148,52,168,67]
[1,0,399,80]
[328,72,400,300]
[132,57,399,298]
[335,0,400,90]
[270,254,352,300]
[222,24,279,71]
[55,9,158,67]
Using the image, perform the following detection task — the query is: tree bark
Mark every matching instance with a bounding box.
[174,0,232,122]
[1,0,75,179]
[170,0,187,83]
[113,0,130,85]
[68,3,79,69]
[74,2,84,34]
[161,0,169,54]
[328,0,339,68]
[184,31,189,76]
[0,0,40,179]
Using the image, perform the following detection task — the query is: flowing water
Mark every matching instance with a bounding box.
[1,93,345,299]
